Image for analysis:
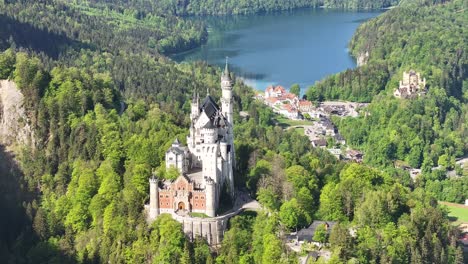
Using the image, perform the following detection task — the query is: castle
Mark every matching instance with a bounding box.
[147,62,235,221]
[394,70,427,98]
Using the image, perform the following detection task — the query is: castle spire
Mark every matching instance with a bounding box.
[224,56,230,76]
[223,56,231,78]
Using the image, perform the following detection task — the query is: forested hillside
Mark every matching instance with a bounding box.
[0,1,206,55]
[307,0,467,203]
[0,0,466,263]
[78,0,398,15]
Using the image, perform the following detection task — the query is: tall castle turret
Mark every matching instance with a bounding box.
[221,59,233,126]
[220,59,235,196]
[148,176,159,220]
[205,177,216,217]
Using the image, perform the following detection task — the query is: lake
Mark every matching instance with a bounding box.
[172,9,381,92]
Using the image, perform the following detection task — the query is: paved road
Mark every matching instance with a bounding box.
[210,190,262,220]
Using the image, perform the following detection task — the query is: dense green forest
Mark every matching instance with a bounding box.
[0,0,206,55]
[0,0,466,263]
[70,0,399,16]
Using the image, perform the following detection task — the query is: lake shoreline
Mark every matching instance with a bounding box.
[172,9,382,91]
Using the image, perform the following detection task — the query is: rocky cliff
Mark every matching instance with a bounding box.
[356,51,369,67]
[0,80,35,149]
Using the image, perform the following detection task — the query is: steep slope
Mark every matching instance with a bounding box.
[0,80,35,148]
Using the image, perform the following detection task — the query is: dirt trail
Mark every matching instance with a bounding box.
[439,201,468,209]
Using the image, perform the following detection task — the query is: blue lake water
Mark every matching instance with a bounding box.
[172,9,381,91]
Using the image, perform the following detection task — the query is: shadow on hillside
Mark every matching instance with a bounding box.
[0,14,94,59]
[0,145,75,263]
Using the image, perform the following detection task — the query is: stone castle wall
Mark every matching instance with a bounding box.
[174,214,227,245]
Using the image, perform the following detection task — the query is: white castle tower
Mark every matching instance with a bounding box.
[147,62,235,220]
[220,58,235,196]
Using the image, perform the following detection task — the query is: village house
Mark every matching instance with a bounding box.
[265,85,287,98]
[264,97,283,108]
[346,149,364,163]
[263,85,301,119]
[279,103,300,119]
[334,133,346,145]
[317,118,337,136]
[312,138,327,148]
[297,99,314,113]
[327,148,342,159]
[288,221,337,244]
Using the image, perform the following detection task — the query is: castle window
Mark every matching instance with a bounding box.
[201,197,204,199]
[169,157,173,161]
[166,195,169,198]
[167,203,169,205]
[195,196,198,199]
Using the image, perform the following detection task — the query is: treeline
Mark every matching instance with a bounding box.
[322,0,398,9]
[0,0,206,55]
[179,0,397,14]
[306,62,390,102]
[56,0,397,17]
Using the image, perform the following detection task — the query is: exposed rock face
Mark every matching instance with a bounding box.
[0,80,34,149]
[356,51,369,67]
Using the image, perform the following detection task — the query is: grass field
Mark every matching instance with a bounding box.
[293,127,305,135]
[439,201,468,224]
[274,116,315,128]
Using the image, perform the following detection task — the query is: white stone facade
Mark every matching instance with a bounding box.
[148,63,235,220]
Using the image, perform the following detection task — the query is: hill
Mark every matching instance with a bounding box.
[0,0,466,263]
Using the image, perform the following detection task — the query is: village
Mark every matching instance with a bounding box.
[257,84,365,163]
[257,71,468,262]
[257,70,430,165]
